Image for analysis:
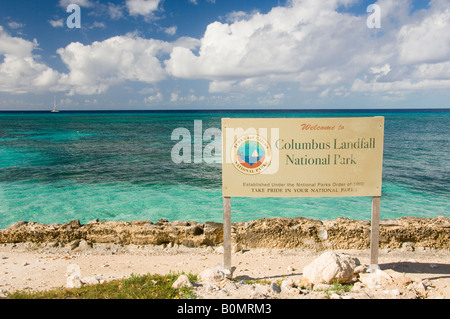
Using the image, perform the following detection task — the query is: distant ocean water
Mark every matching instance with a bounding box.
[0,109,448,229]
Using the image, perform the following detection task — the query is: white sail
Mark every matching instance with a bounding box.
[51,96,59,112]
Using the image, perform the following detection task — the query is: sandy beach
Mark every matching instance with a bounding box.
[1,242,449,299]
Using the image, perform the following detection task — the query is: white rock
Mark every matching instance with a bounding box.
[66,264,81,277]
[359,269,393,289]
[66,275,83,288]
[302,251,360,284]
[281,278,295,289]
[198,265,233,283]
[386,289,401,297]
[0,289,8,298]
[287,288,300,296]
[351,282,365,292]
[171,274,193,289]
[317,227,328,240]
[232,243,243,253]
[78,239,92,250]
[81,276,105,285]
[65,264,83,288]
[412,281,428,297]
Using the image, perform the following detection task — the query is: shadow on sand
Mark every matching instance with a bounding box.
[380,261,450,280]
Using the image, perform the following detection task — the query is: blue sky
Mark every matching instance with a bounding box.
[0,0,449,110]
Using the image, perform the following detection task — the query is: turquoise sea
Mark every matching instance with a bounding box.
[0,110,448,229]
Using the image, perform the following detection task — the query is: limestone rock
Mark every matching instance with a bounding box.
[66,275,83,289]
[78,239,93,250]
[65,264,82,288]
[281,278,295,289]
[232,243,243,253]
[67,239,81,250]
[359,269,393,289]
[198,265,234,283]
[171,274,193,289]
[1,216,448,250]
[81,276,105,285]
[303,251,360,284]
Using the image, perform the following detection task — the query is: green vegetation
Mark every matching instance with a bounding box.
[6,273,197,299]
[315,281,354,298]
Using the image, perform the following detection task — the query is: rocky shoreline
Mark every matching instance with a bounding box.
[1,216,449,250]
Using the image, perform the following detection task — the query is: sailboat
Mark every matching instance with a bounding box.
[51,96,59,113]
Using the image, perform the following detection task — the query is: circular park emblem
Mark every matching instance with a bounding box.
[232,135,271,175]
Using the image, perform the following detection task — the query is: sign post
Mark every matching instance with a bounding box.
[370,196,381,271]
[223,196,232,271]
[221,117,385,274]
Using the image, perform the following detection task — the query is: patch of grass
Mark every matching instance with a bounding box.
[331,281,353,293]
[315,281,354,298]
[233,278,271,285]
[6,273,198,299]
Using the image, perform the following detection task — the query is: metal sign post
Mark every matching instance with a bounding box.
[223,196,232,271]
[370,196,381,272]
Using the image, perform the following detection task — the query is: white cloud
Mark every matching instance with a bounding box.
[351,78,450,93]
[56,33,199,95]
[49,19,64,28]
[59,0,93,8]
[3,0,450,103]
[57,34,169,95]
[107,3,125,20]
[89,22,106,29]
[209,80,235,93]
[0,26,34,57]
[0,26,61,93]
[165,0,379,90]
[169,91,207,104]
[170,92,179,102]
[145,92,163,103]
[397,7,450,64]
[164,26,177,36]
[126,0,161,17]
[350,1,450,95]
[412,61,450,80]
[7,22,24,29]
[165,0,450,98]
[257,93,285,106]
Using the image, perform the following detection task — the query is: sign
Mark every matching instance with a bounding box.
[222,117,384,198]
[221,117,385,273]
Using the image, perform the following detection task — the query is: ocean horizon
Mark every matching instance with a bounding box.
[0,109,448,229]
[1,107,448,113]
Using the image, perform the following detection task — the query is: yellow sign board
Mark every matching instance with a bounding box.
[222,117,384,197]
